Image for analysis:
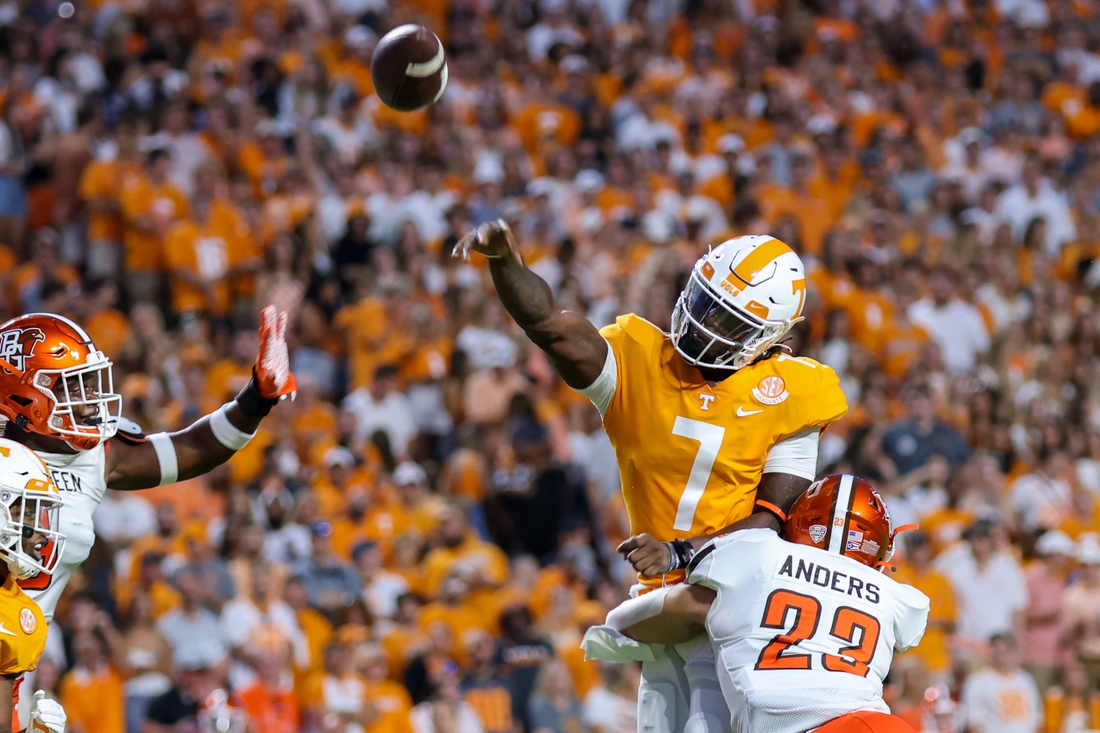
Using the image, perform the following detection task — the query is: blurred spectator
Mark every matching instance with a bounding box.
[495,606,553,731]
[582,662,639,733]
[175,528,236,606]
[116,593,173,733]
[410,670,485,733]
[894,531,956,684]
[422,507,509,601]
[302,641,373,732]
[1062,537,1100,692]
[907,269,990,376]
[59,631,126,733]
[460,629,515,733]
[95,491,158,547]
[487,418,591,563]
[527,660,584,733]
[156,569,228,672]
[936,519,1028,661]
[404,621,459,706]
[232,649,300,733]
[881,385,972,475]
[220,560,309,687]
[1011,449,1075,532]
[343,364,418,458]
[355,541,410,622]
[994,153,1075,255]
[141,658,221,733]
[1022,530,1074,692]
[359,643,414,733]
[959,634,1043,733]
[293,522,361,615]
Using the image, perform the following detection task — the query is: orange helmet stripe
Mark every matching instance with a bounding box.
[728,237,793,287]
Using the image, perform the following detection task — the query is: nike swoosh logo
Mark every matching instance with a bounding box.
[736,407,763,417]
[0,623,17,637]
[406,41,445,78]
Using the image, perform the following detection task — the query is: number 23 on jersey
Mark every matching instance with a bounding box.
[755,590,881,677]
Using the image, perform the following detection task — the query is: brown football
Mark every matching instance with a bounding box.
[370,24,448,112]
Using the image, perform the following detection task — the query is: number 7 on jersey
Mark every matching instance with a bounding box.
[671,417,726,531]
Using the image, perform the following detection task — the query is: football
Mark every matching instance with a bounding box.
[370,24,448,112]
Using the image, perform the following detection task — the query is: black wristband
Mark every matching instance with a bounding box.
[669,539,696,571]
[234,369,280,418]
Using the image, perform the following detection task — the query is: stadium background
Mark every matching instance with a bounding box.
[2,0,1099,730]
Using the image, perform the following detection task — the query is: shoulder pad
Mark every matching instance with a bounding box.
[113,417,147,445]
[601,313,665,349]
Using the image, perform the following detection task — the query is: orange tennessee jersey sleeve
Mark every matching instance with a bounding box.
[0,580,46,676]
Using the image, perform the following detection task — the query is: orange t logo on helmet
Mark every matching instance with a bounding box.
[0,314,122,451]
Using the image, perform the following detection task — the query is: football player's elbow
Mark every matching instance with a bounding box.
[669,582,716,619]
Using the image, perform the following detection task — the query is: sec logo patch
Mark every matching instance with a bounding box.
[19,607,36,634]
[752,376,789,406]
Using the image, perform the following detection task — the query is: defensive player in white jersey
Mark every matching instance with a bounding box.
[586,475,930,733]
[0,306,296,622]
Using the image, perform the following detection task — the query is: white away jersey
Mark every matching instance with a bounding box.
[30,443,108,622]
[687,529,929,733]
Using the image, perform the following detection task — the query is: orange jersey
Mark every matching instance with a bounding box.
[598,315,847,585]
[0,576,45,675]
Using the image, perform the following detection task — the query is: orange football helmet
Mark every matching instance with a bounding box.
[785,475,914,568]
[0,314,121,451]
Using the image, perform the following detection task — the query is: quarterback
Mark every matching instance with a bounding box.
[0,305,296,623]
[604,475,929,733]
[0,439,70,733]
[455,221,847,733]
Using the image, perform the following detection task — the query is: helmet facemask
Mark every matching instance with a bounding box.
[0,481,66,580]
[32,352,122,450]
[671,269,797,371]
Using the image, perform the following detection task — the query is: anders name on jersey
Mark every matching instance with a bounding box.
[0,307,297,622]
[591,475,930,733]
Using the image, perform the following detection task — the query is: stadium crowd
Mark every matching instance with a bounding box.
[5,0,1100,730]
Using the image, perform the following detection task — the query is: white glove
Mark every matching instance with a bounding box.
[30,690,65,733]
[581,625,660,663]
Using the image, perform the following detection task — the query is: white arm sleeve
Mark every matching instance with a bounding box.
[893,587,931,652]
[761,429,820,480]
[576,340,617,417]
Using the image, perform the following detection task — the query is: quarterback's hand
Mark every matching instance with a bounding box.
[452,219,523,264]
[30,690,65,733]
[618,534,675,578]
[256,305,297,401]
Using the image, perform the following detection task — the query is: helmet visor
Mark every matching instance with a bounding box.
[43,355,121,445]
[2,484,65,577]
[683,273,766,345]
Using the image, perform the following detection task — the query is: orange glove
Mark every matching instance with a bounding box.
[256,305,297,401]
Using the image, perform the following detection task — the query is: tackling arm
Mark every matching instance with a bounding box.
[453,220,607,389]
[106,306,297,491]
[613,583,715,646]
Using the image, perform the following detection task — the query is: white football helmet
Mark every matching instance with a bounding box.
[0,438,65,580]
[671,235,806,371]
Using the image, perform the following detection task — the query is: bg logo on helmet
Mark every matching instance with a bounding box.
[0,328,45,373]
